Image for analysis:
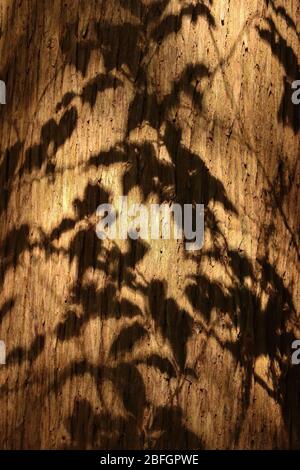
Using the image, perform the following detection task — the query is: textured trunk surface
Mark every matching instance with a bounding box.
[0,0,299,450]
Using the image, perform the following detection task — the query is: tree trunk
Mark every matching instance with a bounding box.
[0,0,299,450]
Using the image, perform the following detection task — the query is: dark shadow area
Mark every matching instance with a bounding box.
[19,107,78,177]
[0,142,23,216]
[256,17,300,133]
[0,224,30,288]
[6,334,45,365]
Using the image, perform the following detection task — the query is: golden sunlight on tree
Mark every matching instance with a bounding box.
[0,0,299,450]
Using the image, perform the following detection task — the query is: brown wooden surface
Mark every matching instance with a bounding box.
[0,0,299,449]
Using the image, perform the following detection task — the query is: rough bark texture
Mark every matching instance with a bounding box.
[0,0,299,450]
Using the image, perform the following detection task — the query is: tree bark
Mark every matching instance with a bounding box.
[0,0,299,449]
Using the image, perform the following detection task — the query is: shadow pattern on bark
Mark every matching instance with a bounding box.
[0,0,299,449]
[257,11,300,133]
